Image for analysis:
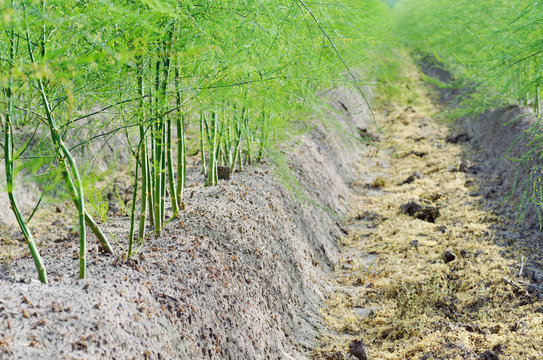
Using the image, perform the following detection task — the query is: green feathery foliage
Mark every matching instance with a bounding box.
[0,0,396,279]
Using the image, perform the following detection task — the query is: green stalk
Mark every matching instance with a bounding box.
[159,28,173,227]
[243,108,252,165]
[231,118,243,173]
[199,112,207,174]
[139,127,149,241]
[151,27,174,235]
[174,68,186,206]
[257,111,268,162]
[42,93,86,278]
[166,117,178,215]
[25,10,87,278]
[136,59,148,241]
[128,143,140,257]
[4,122,47,283]
[59,159,113,254]
[214,114,221,184]
[147,109,155,228]
[535,85,540,117]
[205,112,218,187]
[160,122,167,225]
[145,145,154,227]
[152,57,162,236]
[224,116,233,169]
[153,123,161,236]
[2,26,47,283]
[84,212,111,253]
[237,144,244,172]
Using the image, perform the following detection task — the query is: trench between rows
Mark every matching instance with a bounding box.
[313,62,543,359]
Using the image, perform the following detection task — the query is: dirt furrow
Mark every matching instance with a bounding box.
[315,64,543,360]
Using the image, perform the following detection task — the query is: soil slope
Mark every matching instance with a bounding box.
[0,85,371,359]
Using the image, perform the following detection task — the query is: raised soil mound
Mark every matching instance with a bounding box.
[0,86,371,359]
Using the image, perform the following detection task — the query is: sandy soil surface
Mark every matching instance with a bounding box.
[0,82,372,358]
[314,60,543,359]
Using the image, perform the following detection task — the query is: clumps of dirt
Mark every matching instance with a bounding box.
[399,150,427,158]
[348,339,370,360]
[479,349,501,360]
[400,200,440,223]
[358,128,380,143]
[442,249,456,263]
[217,165,231,180]
[445,132,471,144]
[352,211,387,226]
[398,171,424,185]
[314,58,543,359]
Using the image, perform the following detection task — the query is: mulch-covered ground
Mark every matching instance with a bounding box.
[314,60,543,360]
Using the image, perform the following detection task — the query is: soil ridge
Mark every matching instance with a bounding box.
[0,86,372,359]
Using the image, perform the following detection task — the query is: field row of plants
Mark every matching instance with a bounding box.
[395,0,543,224]
[397,0,543,113]
[0,0,394,282]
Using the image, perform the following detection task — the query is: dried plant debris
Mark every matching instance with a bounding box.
[315,61,543,360]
